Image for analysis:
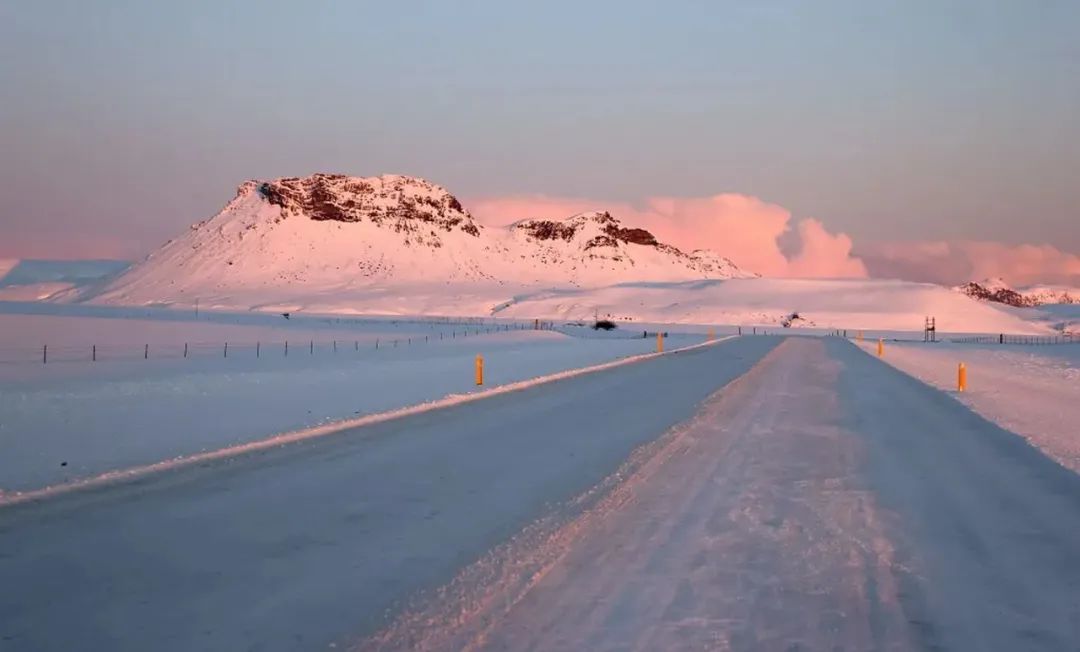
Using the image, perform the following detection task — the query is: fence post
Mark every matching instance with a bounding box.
[184,343,188,358]
[92,344,96,362]
[285,340,289,356]
[43,344,47,364]
[257,341,260,358]
[333,340,337,353]
[224,342,229,358]
[145,344,149,360]
[375,338,379,349]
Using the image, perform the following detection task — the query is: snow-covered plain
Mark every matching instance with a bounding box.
[858,339,1080,473]
[1002,302,1080,336]
[0,308,707,493]
[494,277,1052,333]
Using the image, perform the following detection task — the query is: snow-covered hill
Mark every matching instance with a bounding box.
[63,173,1056,333]
[1020,284,1079,306]
[956,277,1079,307]
[89,174,749,311]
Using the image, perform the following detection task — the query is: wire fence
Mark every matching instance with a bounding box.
[949,334,1078,345]
[0,322,559,365]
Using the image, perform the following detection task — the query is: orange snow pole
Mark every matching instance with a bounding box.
[657,332,664,353]
[877,338,884,357]
[958,362,966,392]
[475,354,484,386]
[706,328,714,341]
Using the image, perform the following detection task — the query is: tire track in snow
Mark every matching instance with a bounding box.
[359,338,916,651]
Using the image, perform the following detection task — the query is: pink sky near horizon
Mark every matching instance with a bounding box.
[3,3,1078,290]
[2,190,1077,288]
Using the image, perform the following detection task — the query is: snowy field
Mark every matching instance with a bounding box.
[0,306,707,493]
[858,339,1080,473]
[491,278,1051,333]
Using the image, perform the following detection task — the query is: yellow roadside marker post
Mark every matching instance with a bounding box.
[958,362,966,392]
[475,354,484,386]
[877,338,884,357]
[657,332,664,353]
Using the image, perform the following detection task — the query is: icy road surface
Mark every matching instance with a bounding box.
[3,336,1079,651]
[367,338,1080,651]
[0,336,778,650]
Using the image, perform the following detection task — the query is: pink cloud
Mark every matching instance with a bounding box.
[859,240,1080,286]
[787,219,867,278]
[469,193,867,278]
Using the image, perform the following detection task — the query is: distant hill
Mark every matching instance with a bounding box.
[955,277,1078,307]
[0,259,129,301]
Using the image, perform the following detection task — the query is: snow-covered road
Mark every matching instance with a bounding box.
[368,338,1080,651]
[369,336,912,650]
[0,335,779,651]
[2,336,1078,651]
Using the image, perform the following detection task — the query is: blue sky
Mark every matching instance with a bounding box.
[1,1,1078,279]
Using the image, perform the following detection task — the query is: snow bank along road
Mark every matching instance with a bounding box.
[857,340,1080,474]
[0,335,778,651]
[3,336,1080,651]
[1,328,701,493]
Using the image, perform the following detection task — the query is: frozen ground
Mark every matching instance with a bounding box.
[858,339,1080,474]
[4,337,1079,651]
[0,310,701,493]
[0,302,506,367]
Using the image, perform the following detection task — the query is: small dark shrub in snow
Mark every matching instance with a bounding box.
[593,319,617,331]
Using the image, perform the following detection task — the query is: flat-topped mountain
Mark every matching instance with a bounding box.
[90,173,752,310]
